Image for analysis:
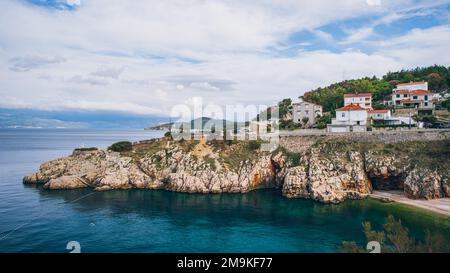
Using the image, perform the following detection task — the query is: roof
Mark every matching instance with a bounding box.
[336,103,366,111]
[292,101,322,108]
[344,93,372,98]
[397,81,427,87]
[410,90,431,95]
[394,90,411,95]
[393,89,431,95]
[368,109,389,114]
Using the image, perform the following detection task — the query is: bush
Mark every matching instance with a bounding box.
[316,122,327,129]
[414,114,437,123]
[164,131,172,138]
[340,215,450,253]
[108,141,133,152]
[315,114,332,129]
[248,140,261,150]
[74,147,98,152]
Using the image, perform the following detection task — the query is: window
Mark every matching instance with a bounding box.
[341,112,345,118]
[424,95,428,100]
[403,94,408,98]
[413,96,418,100]
[365,97,370,101]
[424,102,428,107]
[396,94,400,98]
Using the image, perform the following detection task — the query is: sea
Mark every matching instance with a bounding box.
[0,128,448,252]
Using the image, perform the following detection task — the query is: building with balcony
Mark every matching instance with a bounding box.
[391,82,434,110]
[344,93,372,109]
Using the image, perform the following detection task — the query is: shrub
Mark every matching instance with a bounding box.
[340,215,450,253]
[74,147,98,152]
[164,131,172,138]
[316,122,327,129]
[108,141,133,152]
[247,140,261,150]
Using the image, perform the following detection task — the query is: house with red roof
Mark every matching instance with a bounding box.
[327,103,368,133]
[391,82,434,110]
[368,109,391,120]
[344,93,372,109]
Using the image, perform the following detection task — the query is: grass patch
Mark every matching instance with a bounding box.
[203,155,217,171]
[273,146,302,167]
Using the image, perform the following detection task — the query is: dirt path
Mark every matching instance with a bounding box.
[370,190,450,217]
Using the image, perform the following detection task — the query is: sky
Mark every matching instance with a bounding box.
[1,0,450,122]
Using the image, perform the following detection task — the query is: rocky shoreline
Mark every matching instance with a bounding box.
[23,137,450,204]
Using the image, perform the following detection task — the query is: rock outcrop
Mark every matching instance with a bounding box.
[282,147,372,203]
[24,138,450,204]
[24,141,281,194]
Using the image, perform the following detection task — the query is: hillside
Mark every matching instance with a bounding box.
[303,65,450,113]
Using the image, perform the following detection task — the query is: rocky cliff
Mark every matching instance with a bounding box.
[23,137,450,204]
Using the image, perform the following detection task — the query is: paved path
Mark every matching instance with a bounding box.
[370,190,450,217]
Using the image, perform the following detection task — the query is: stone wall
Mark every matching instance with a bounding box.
[279,129,450,153]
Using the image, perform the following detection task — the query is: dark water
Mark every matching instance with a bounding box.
[0,129,449,253]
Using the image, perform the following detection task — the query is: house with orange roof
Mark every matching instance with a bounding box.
[327,103,368,133]
[391,82,434,110]
[368,109,391,120]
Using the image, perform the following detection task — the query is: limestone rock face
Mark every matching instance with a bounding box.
[24,142,279,193]
[23,139,450,203]
[404,168,445,199]
[43,175,89,190]
[282,165,309,198]
[139,146,278,194]
[364,151,409,190]
[282,147,372,203]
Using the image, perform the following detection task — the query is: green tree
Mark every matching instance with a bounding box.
[340,215,449,253]
[278,98,292,117]
[301,117,309,125]
[441,99,450,111]
[315,114,332,129]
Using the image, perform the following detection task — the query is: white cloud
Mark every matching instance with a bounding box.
[9,56,66,72]
[0,0,449,117]
[340,27,375,45]
[90,66,125,79]
[189,82,220,91]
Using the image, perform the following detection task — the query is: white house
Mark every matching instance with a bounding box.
[327,104,368,133]
[344,93,372,109]
[368,109,391,120]
[393,81,428,92]
[391,82,434,110]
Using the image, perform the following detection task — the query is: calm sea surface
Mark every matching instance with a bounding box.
[0,129,448,252]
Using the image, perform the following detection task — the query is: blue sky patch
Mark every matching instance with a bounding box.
[24,0,80,10]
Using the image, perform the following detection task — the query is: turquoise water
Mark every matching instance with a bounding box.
[0,129,449,252]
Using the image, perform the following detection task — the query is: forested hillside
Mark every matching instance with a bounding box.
[302,65,450,112]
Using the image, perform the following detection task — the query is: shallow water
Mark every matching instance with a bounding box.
[0,129,448,252]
